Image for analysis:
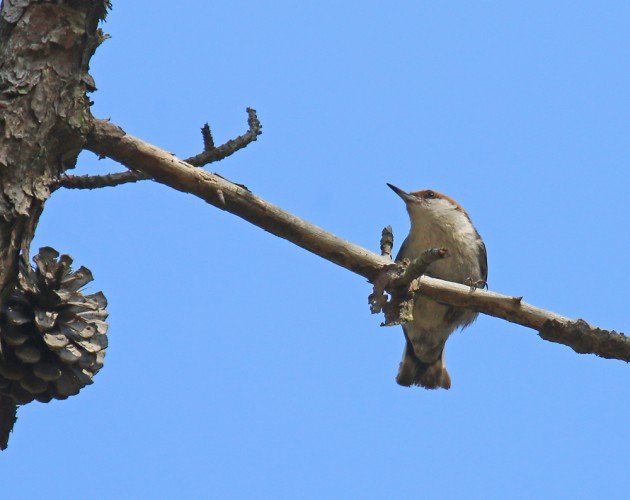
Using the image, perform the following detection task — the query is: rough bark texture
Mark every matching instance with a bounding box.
[0,0,108,449]
[540,320,629,362]
[0,0,106,294]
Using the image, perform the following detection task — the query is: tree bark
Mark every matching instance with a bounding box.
[0,0,107,297]
[0,0,108,448]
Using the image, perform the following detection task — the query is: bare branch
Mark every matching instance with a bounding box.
[55,170,147,190]
[186,108,262,167]
[84,118,630,363]
[56,108,262,190]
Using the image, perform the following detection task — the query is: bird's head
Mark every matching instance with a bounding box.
[387,183,471,228]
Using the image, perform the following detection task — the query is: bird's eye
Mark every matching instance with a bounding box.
[425,191,436,199]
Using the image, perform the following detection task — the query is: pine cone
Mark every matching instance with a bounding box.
[0,247,108,405]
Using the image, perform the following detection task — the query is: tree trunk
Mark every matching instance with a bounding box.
[0,0,107,297]
[0,0,108,449]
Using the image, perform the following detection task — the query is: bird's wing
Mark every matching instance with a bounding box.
[477,237,488,281]
[395,236,410,262]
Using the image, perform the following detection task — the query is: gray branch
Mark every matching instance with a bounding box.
[84,118,630,363]
[56,108,262,190]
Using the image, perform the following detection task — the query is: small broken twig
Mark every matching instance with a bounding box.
[380,226,394,260]
[394,248,449,288]
[369,245,449,326]
[200,123,215,151]
[56,108,262,190]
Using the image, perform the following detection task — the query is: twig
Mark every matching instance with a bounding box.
[380,226,394,260]
[186,107,262,167]
[56,170,147,190]
[394,248,449,287]
[84,117,630,363]
[369,247,450,325]
[56,108,262,190]
[200,123,215,151]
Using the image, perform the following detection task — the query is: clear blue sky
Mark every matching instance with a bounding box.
[3,1,629,498]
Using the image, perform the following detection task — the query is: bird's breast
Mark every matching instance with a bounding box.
[399,225,483,284]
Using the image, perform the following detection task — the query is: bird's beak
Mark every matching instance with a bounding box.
[387,183,415,203]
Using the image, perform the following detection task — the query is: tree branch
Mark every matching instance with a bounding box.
[369,247,450,326]
[186,107,262,167]
[84,118,630,363]
[55,170,146,190]
[56,108,262,190]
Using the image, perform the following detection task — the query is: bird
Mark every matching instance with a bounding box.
[387,183,487,390]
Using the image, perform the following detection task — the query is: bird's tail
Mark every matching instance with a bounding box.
[396,339,451,390]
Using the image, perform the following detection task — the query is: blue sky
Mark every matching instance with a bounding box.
[3,2,629,498]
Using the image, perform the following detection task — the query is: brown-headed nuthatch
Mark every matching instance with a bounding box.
[387,184,488,390]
